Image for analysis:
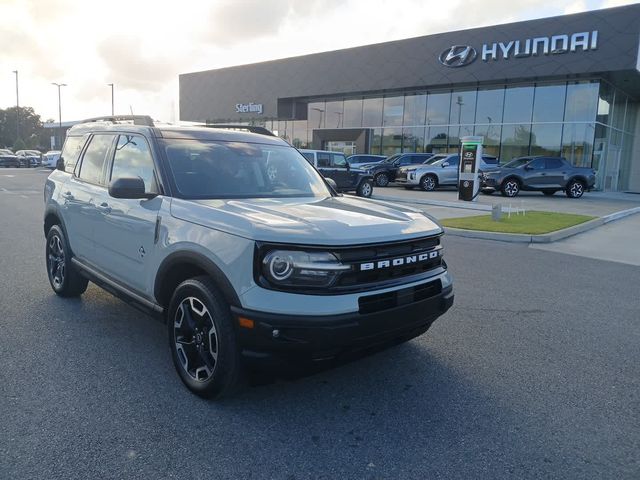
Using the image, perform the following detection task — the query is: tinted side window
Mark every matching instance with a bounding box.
[545,158,564,169]
[317,153,331,168]
[447,155,460,166]
[399,156,414,165]
[111,135,157,193]
[60,135,87,172]
[528,159,546,170]
[78,134,115,185]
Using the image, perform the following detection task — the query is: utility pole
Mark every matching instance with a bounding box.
[12,70,19,143]
[107,83,114,115]
[51,83,67,149]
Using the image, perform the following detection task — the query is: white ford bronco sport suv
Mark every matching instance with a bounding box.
[44,116,454,398]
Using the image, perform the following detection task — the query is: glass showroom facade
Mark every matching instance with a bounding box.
[256,79,637,192]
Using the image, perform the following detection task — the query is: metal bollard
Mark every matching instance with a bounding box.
[492,204,503,221]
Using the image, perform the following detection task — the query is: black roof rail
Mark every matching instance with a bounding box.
[78,115,155,126]
[200,124,275,137]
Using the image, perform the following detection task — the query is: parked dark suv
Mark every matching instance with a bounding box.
[299,149,374,197]
[481,156,596,198]
[362,153,435,187]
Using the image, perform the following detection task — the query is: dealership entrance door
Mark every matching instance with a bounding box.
[312,128,371,154]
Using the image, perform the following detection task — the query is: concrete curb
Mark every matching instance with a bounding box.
[445,210,640,243]
[372,194,492,211]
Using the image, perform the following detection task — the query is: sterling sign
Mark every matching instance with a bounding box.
[439,30,598,67]
[235,102,263,114]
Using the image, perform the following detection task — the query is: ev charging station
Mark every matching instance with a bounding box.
[458,136,483,202]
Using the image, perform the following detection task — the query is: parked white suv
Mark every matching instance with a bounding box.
[396,153,498,191]
[43,116,454,398]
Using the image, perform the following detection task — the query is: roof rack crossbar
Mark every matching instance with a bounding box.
[200,124,275,137]
[79,115,155,126]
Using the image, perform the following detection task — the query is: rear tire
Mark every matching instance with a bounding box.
[45,225,88,297]
[168,276,243,399]
[356,180,373,197]
[566,179,585,198]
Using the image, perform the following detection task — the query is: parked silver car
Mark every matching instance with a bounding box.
[396,154,498,191]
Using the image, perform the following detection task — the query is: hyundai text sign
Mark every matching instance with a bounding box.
[235,102,263,114]
[439,31,598,67]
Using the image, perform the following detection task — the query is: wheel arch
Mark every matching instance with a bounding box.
[44,205,67,237]
[154,251,241,311]
[567,175,588,187]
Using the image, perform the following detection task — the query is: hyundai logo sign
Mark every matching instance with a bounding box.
[438,45,477,67]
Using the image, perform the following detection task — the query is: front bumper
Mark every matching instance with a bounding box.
[231,281,453,366]
[395,171,420,185]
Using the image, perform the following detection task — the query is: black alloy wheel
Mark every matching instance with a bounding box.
[375,173,389,187]
[45,225,88,297]
[168,276,243,398]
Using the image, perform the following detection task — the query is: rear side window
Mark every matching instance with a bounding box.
[110,135,158,193]
[59,135,87,172]
[317,153,331,168]
[78,134,116,185]
[528,158,546,170]
[545,158,564,169]
[332,154,347,167]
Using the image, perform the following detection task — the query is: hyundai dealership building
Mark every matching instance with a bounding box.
[179,4,640,192]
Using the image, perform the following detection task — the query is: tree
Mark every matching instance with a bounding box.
[0,106,45,150]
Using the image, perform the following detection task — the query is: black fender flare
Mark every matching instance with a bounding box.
[154,251,241,308]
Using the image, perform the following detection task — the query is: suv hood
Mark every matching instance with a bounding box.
[170,195,442,246]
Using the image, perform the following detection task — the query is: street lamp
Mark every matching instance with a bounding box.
[51,82,67,149]
[311,107,324,128]
[107,83,114,115]
[12,70,19,142]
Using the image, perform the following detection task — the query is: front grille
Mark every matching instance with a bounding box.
[334,236,442,289]
[358,279,442,314]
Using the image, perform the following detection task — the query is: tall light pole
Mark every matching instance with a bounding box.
[51,82,67,149]
[12,70,19,143]
[107,83,114,115]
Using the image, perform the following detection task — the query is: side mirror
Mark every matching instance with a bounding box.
[56,157,65,171]
[442,162,450,168]
[109,177,154,199]
[325,177,338,191]
[524,165,533,171]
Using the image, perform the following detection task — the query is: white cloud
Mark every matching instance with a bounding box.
[0,0,637,123]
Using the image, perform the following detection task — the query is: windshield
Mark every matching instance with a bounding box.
[163,140,331,199]
[383,154,400,163]
[503,158,531,168]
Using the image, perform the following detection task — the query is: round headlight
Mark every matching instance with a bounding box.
[268,253,294,281]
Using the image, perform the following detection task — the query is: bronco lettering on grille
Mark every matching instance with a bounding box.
[359,250,440,271]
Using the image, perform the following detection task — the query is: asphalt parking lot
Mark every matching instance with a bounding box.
[1,169,639,479]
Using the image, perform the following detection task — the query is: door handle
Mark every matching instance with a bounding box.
[97,202,112,214]
[62,191,74,200]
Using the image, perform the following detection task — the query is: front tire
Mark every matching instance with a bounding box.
[501,178,520,197]
[45,225,88,297]
[566,180,585,198]
[356,180,373,197]
[420,174,437,191]
[374,173,389,187]
[168,276,243,399]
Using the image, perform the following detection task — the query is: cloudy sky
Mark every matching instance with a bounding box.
[0,0,635,124]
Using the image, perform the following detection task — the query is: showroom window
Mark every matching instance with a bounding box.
[500,124,531,161]
[565,81,599,123]
[503,85,534,123]
[362,97,384,127]
[426,91,451,125]
[533,84,566,123]
[402,127,426,153]
[403,93,427,127]
[343,98,363,127]
[382,96,404,127]
[324,100,344,129]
